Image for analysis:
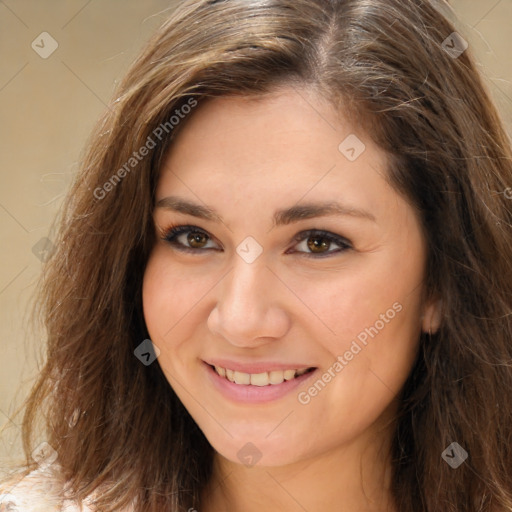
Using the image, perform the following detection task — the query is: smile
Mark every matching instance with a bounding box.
[212,365,315,386]
[204,361,318,403]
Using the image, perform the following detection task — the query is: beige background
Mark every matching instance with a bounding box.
[0,0,511,468]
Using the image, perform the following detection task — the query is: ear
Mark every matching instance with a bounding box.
[421,298,442,334]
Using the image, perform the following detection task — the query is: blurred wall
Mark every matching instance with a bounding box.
[1,0,511,467]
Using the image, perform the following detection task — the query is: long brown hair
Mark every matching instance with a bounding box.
[12,0,512,510]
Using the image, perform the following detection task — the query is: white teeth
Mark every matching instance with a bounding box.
[250,372,270,386]
[283,369,296,381]
[213,365,312,386]
[269,370,285,385]
[234,371,250,385]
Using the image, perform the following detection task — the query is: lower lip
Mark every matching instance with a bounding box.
[204,363,317,404]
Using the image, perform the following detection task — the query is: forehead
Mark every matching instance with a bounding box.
[160,89,381,176]
[155,88,406,226]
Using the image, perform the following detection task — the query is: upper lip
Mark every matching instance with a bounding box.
[204,359,316,374]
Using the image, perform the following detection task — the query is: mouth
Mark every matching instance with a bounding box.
[204,361,318,403]
[209,364,316,386]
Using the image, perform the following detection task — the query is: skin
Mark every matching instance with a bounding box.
[142,86,441,512]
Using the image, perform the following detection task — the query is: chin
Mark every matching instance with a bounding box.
[199,422,310,468]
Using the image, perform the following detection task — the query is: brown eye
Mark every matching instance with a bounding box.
[162,225,351,258]
[307,236,331,253]
[162,225,219,252]
[187,231,209,248]
[291,230,352,257]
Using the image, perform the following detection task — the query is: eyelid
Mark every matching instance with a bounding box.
[286,229,352,257]
[160,224,352,256]
[160,224,222,251]
[290,229,351,246]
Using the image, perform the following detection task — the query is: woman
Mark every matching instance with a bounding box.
[1,0,511,510]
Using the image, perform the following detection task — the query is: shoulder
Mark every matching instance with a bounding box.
[0,465,95,512]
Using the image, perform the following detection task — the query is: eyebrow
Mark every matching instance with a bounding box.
[155,196,376,227]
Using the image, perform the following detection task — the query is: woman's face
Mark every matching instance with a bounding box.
[143,87,439,467]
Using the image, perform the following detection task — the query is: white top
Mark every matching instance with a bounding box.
[0,466,97,512]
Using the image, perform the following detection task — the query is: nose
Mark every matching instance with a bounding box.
[207,256,290,348]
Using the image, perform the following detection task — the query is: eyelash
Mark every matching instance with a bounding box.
[159,224,352,258]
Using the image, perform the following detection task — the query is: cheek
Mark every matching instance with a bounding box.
[142,248,219,367]
[296,282,422,438]
[142,252,187,381]
[301,256,424,347]
[316,257,424,402]
[143,248,199,329]
[142,251,169,340]
[142,249,191,347]
[298,248,425,400]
